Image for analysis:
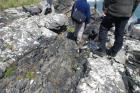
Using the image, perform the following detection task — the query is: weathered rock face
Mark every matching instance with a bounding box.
[53,0,74,13]
[0,9,88,93]
[124,39,140,93]
[76,37,140,93]
[0,13,68,75]
[76,14,140,93]
[130,24,140,40]
[0,6,140,93]
[125,15,140,40]
[22,0,74,15]
[0,8,29,28]
[0,34,88,93]
[77,57,126,93]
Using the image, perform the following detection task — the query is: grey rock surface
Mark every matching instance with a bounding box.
[53,0,73,13]
[129,24,140,40]
[76,14,140,93]
[0,68,3,78]
[0,34,87,93]
[0,6,140,93]
[0,13,68,73]
[22,0,74,15]
[114,49,127,65]
[0,9,87,93]
[0,10,27,28]
[77,57,126,93]
[124,39,140,93]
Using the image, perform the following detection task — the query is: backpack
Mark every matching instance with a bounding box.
[71,4,86,23]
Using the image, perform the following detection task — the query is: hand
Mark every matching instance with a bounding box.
[103,8,108,16]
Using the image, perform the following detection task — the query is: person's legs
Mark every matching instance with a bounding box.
[51,4,55,13]
[93,15,114,56]
[77,22,85,44]
[47,0,55,13]
[98,15,113,51]
[47,0,53,8]
[108,17,129,56]
[74,22,85,52]
[74,22,81,39]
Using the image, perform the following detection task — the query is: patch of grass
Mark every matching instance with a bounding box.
[25,71,35,80]
[4,64,16,78]
[4,43,13,50]
[0,0,40,10]
[16,76,23,80]
[67,26,75,33]
[67,12,71,17]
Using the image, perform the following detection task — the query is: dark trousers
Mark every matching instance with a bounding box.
[99,15,129,53]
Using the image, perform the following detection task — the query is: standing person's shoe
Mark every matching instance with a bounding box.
[106,49,117,57]
[76,41,84,54]
[94,48,106,57]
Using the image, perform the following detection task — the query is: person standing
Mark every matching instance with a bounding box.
[71,0,91,52]
[96,0,140,57]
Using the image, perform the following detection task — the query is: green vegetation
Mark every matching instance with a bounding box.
[25,71,35,80]
[16,76,23,80]
[16,70,36,80]
[0,0,40,10]
[4,64,16,78]
[4,43,13,50]
[67,26,75,33]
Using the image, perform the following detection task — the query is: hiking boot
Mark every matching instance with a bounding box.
[94,48,106,57]
[106,49,117,57]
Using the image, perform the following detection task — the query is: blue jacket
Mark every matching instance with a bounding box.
[72,0,91,24]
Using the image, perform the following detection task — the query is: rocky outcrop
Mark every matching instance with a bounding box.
[0,6,140,93]
[0,9,89,93]
[76,15,140,93]
[0,34,88,93]
[77,57,126,93]
[76,37,140,93]
[129,24,140,40]
[0,8,29,28]
[124,39,140,93]
[53,0,74,13]
[0,13,68,75]
[21,0,74,15]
